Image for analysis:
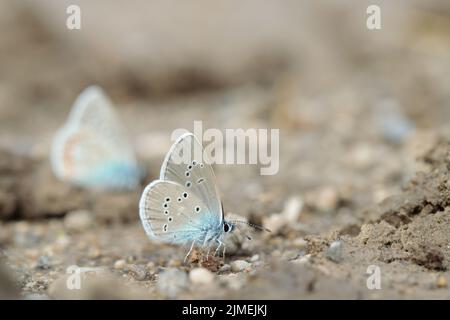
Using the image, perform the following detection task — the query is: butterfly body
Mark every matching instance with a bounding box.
[139,133,235,260]
[158,210,230,247]
[51,86,142,191]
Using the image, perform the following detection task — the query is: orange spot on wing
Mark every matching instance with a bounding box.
[61,132,86,179]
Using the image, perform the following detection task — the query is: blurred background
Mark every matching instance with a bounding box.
[1,0,450,299]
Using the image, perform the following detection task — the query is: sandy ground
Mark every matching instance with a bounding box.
[1,1,450,299]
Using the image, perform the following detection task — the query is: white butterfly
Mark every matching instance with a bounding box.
[51,86,143,191]
[139,132,241,261]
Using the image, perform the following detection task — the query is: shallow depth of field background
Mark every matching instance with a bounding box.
[1,0,450,299]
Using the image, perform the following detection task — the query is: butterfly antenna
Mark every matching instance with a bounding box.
[229,220,271,233]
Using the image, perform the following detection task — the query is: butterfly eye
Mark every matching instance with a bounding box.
[223,223,230,233]
[182,192,188,198]
[194,206,201,213]
[186,181,192,188]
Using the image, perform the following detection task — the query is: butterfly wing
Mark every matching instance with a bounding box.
[139,180,219,244]
[50,86,141,190]
[159,133,223,222]
[67,85,135,158]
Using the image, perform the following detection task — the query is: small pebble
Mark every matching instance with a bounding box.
[168,259,182,268]
[219,264,231,272]
[189,268,215,285]
[292,238,308,249]
[156,268,189,298]
[375,98,414,144]
[145,261,156,274]
[35,255,51,269]
[262,215,285,234]
[282,250,300,261]
[114,260,127,270]
[126,255,137,263]
[263,196,303,233]
[127,264,147,281]
[326,240,344,263]
[349,144,373,169]
[230,260,251,272]
[436,275,447,288]
[315,187,339,212]
[282,196,303,222]
[293,254,311,265]
[63,210,94,232]
[222,274,244,290]
[54,235,71,251]
[250,254,260,262]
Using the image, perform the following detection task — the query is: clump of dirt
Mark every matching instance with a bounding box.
[376,136,450,228]
[353,211,450,271]
[362,134,450,270]
[303,133,450,297]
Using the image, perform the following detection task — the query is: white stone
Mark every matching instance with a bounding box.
[156,268,188,298]
[189,268,215,285]
[263,196,303,233]
[230,260,251,272]
[114,259,127,270]
[326,240,344,263]
[63,210,94,232]
[315,187,339,212]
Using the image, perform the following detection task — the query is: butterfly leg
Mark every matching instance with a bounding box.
[205,246,211,259]
[213,240,222,257]
[202,232,214,259]
[222,244,226,262]
[184,240,196,263]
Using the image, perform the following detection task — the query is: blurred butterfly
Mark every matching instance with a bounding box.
[51,86,143,191]
[139,132,268,261]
